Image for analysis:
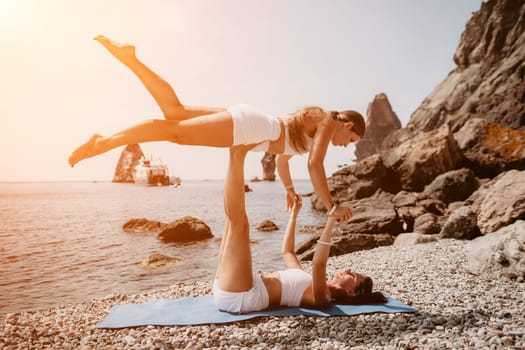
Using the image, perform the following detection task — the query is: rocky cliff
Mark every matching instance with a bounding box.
[407,0,525,132]
[306,0,525,279]
[112,144,144,183]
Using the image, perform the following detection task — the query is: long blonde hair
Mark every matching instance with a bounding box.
[287,107,366,153]
[287,106,325,154]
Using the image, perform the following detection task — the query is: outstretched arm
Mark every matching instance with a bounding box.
[276,154,296,212]
[281,194,303,269]
[311,214,337,308]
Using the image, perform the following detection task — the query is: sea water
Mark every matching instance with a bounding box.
[0,180,323,314]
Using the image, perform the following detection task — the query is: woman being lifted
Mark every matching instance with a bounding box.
[214,145,384,313]
[69,35,366,219]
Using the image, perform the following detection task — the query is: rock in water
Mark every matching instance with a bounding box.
[261,152,276,181]
[113,144,144,183]
[257,220,279,232]
[139,253,181,268]
[158,216,213,243]
[122,218,167,233]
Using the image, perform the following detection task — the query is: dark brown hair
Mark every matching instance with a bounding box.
[331,276,387,305]
[331,110,366,138]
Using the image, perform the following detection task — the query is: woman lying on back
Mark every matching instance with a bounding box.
[214,145,385,313]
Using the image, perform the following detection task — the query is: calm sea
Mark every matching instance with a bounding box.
[0,180,323,314]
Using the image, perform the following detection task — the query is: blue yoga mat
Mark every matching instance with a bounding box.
[98,295,416,328]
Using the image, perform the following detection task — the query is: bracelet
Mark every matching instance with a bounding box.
[327,204,338,216]
[285,185,294,191]
[317,240,333,246]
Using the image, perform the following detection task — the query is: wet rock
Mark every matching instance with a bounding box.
[139,253,182,268]
[158,216,213,243]
[257,220,279,232]
[123,218,167,233]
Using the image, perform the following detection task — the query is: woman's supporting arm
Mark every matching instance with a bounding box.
[308,120,354,222]
[281,194,303,270]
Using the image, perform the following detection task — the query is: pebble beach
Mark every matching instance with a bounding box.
[1,239,524,349]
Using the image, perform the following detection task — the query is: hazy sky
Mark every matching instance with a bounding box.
[1,0,483,182]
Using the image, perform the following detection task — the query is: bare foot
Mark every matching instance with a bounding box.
[68,134,103,167]
[94,35,136,64]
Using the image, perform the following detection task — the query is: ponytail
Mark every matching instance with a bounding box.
[332,110,366,138]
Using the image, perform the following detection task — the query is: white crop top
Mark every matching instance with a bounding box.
[278,268,312,307]
[249,118,312,155]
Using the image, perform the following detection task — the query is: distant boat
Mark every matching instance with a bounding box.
[133,157,180,187]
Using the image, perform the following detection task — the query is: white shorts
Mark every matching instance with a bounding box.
[227,104,281,152]
[212,273,270,314]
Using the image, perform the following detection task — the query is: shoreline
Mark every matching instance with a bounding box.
[1,239,524,349]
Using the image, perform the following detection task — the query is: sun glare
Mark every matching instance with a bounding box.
[0,0,27,28]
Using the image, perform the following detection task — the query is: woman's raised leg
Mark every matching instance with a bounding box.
[68,111,234,167]
[94,35,224,120]
[215,146,253,292]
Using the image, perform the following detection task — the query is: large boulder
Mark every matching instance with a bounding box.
[380,125,463,192]
[113,144,144,183]
[439,205,480,240]
[454,118,525,177]
[337,192,404,235]
[413,213,442,235]
[158,216,213,243]
[422,168,479,204]
[466,220,525,279]
[466,169,525,234]
[355,93,402,160]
